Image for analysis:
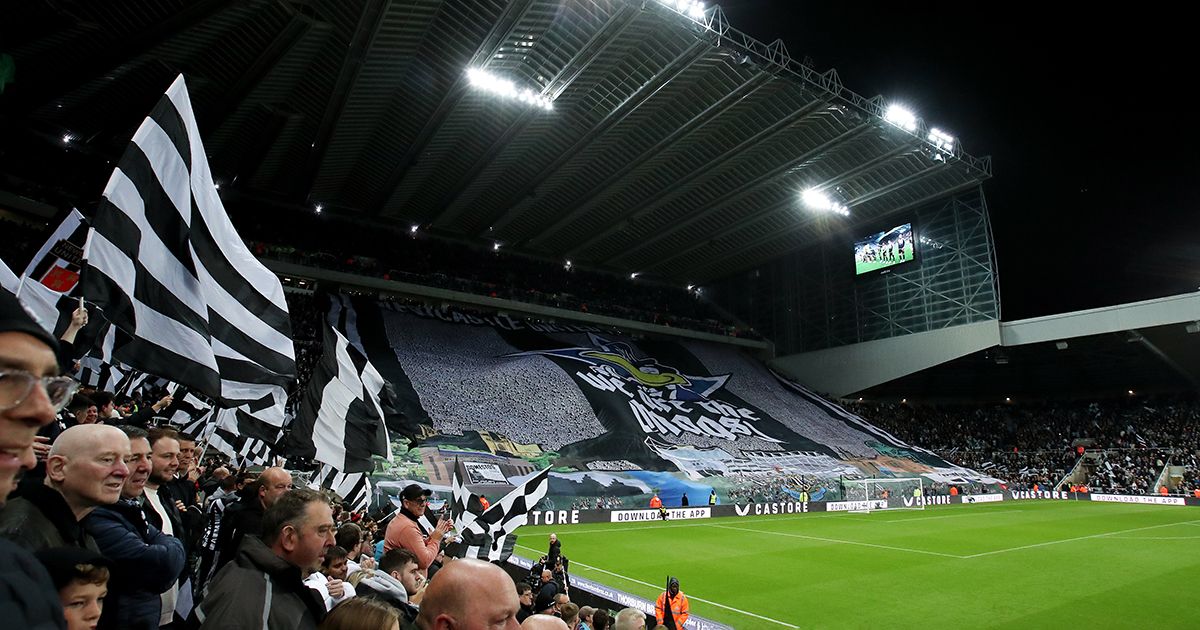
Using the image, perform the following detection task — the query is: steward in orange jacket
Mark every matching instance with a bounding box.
[656,577,690,629]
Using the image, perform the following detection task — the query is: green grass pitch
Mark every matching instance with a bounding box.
[516,501,1200,628]
[855,243,914,274]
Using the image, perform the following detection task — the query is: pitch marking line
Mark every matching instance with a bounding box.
[876,509,1026,523]
[515,544,799,629]
[711,523,965,559]
[960,519,1200,558]
[1108,535,1200,540]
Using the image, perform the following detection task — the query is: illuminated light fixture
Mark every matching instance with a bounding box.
[410,224,419,234]
[928,128,955,153]
[314,203,323,214]
[61,133,74,144]
[901,398,907,403]
[214,182,221,190]
[492,242,501,252]
[659,0,706,20]
[466,68,553,110]
[801,188,850,217]
[1127,389,1135,395]
[630,272,639,279]
[884,104,917,132]
[1006,397,1011,402]
[564,260,572,269]
[686,284,694,291]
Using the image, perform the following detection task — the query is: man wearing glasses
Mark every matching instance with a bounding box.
[0,289,75,628]
[384,483,453,579]
[0,295,132,554]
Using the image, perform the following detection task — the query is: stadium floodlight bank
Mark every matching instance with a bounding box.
[842,478,926,513]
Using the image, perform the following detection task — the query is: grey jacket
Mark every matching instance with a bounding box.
[355,570,419,625]
[196,535,326,630]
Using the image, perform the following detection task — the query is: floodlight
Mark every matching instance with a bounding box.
[884,105,917,132]
[630,272,639,279]
[410,225,419,234]
[928,128,955,153]
[314,203,323,214]
[62,133,74,144]
[466,68,553,110]
[659,0,706,22]
[801,188,850,217]
[493,242,501,251]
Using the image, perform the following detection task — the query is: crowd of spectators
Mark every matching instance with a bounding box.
[1,289,614,630]
[567,497,626,510]
[726,473,826,503]
[851,395,1200,494]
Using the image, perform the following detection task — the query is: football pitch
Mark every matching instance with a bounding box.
[855,243,914,274]
[517,501,1200,629]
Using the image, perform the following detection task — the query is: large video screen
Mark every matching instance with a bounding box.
[854,223,915,275]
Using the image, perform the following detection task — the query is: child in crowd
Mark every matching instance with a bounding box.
[35,547,111,630]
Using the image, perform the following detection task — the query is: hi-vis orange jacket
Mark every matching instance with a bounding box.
[656,591,690,627]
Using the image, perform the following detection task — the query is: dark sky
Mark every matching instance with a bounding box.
[719,1,1200,320]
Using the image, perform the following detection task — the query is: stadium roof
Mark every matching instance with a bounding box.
[2,0,989,284]
[850,293,1200,402]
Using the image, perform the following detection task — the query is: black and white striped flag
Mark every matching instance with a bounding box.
[308,464,372,512]
[207,408,278,467]
[164,388,214,430]
[448,463,550,563]
[75,356,128,392]
[0,257,17,295]
[80,75,296,426]
[285,324,390,473]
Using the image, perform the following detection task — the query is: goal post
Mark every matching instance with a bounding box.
[842,477,926,514]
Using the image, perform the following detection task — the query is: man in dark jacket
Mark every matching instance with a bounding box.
[210,466,292,572]
[0,289,74,628]
[196,488,334,629]
[84,425,186,630]
[0,423,129,552]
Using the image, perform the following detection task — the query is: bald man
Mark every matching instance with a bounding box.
[521,615,569,630]
[213,466,293,572]
[416,558,521,630]
[0,424,130,551]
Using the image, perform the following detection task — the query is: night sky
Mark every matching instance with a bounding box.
[721,1,1200,320]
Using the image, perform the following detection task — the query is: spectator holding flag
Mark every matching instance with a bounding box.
[654,577,688,630]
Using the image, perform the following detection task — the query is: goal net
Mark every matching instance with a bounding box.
[842,478,926,514]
